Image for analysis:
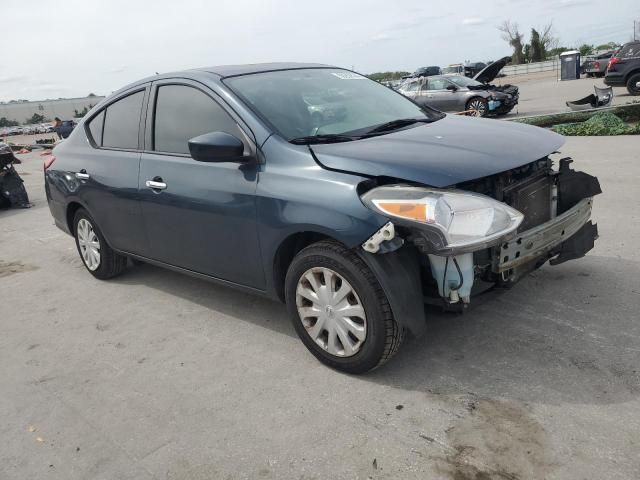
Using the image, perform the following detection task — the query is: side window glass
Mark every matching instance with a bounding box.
[404,81,418,92]
[153,85,242,155]
[102,91,144,149]
[620,44,638,58]
[427,79,448,90]
[87,110,105,146]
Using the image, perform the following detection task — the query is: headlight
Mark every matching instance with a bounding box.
[361,185,524,252]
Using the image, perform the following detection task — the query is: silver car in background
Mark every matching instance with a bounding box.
[397,75,518,117]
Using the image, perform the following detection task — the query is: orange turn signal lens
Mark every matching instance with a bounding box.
[376,202,428,222]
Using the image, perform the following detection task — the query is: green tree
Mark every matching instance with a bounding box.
[578,44,594,57]
[25,113,46,125]
[73,106,90,118]
[530,28,544,62]
[595,42,618,51]
[367,71,411,82]
[0,117,20,127]
[498,20,525,64]
[548,46,570,58]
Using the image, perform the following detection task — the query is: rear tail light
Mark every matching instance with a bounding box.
[607,57,620,72]
[594,61,600,70]
[43,155,56,171]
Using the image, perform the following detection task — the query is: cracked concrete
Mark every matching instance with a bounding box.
[1,135,639,479]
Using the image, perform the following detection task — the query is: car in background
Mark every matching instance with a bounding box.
[398,74,518,116]
[55,120,76,139]
[404,66,441,79]
[442,64,464,75]
[605,41,640,95]
[583,51,615,78]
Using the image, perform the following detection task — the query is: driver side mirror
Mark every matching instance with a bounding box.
[446,84,458,91]
[188,132,248,163]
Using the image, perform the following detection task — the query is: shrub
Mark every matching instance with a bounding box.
[551,112,640,136]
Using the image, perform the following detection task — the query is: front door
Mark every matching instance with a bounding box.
[425,78,460,112]
[138,81,264,289]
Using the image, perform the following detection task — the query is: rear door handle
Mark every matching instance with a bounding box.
[75,169,90,179]
[145,180,167,190]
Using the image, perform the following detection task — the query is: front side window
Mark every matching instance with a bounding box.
[102,91,144,149]
[153,85,242,155]
[427,78,451,90]
[447,76,483,88]
[225,68,440,140]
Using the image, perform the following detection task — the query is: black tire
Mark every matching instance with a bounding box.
[284,240,404,374]
[626,73,640,95]
[466,97,488,117]
[73,208,127,279]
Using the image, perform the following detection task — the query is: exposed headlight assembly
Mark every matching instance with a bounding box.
[361,185,524,253]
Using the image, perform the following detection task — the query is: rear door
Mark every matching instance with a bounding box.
[77,87,149,254]
[137,80,264,288]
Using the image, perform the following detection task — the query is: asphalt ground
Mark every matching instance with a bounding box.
[1,133,638,479]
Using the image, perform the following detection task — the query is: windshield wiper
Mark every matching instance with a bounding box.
[289,134,359,145]
[362,117,434,136]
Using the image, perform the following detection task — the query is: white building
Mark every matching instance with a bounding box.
[0,96,105,124]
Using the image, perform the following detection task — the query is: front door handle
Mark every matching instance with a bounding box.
[75,169,90,180]
[145,179,167,190]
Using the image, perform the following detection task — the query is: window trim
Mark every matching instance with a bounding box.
[145,79,256,158]
[83,86,148,152]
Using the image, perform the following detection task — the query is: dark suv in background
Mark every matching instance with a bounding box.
[604,41,640,95]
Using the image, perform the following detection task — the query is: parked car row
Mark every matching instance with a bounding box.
[0,124,55,136]
[397,57,519,116]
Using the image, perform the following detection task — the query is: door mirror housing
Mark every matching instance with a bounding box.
[446,84,458,91]
[188,132,246,162]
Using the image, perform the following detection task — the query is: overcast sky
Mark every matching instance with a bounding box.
[1,0,638,100]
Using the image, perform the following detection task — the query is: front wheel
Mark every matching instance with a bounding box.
[284,240,404,374]
[627,73,640,95]
[466,97,488,117]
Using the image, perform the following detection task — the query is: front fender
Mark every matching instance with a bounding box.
[358,245,427,337]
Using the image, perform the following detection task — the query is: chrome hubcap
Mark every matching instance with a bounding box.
[296,267,367,357]
[77,218,100,271]
[468,100,486,117]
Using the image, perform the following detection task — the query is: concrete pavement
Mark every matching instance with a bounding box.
[1,135,639,479]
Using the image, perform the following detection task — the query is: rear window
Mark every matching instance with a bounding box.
[620,43,640,58]
[88,110,105,145]
[102,91,144,149]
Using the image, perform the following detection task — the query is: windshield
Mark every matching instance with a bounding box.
[225,68,441,140]
[448,76,483,88]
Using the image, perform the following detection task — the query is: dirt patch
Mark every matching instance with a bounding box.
[0,260,38,278]
[433,396,553,479]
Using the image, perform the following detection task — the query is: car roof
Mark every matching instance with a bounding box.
[194,62,335,78]
[106,62,342,99]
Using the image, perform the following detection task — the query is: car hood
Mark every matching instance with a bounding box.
[310,115,565,187]
[474,56,510,84]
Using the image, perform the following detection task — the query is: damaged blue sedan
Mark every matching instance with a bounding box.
[45,63,601,373]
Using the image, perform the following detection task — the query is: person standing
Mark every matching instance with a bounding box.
[52,117,63,139]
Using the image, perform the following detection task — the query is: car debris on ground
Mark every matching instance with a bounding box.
[566,86,613,111]
[0,142,31,209]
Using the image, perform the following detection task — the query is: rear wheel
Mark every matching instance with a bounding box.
[73,209,127,279]
[466,97,488,117]
[284,240,404,374]
[626,73,640,95]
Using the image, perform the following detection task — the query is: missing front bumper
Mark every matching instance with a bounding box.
[495,197,595,273]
